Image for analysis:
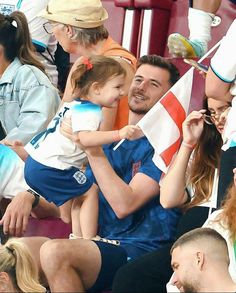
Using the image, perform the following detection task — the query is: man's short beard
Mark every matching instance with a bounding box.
[129,106,148,115]
[182,282,198,293]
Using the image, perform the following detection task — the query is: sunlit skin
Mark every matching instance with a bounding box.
[207,98,231,135]
[51,22,106,56]
[171,246,200,292]
[128,64,171,115]
[0,271,18,292]
[91,74,125,108]
[51,23,81,54]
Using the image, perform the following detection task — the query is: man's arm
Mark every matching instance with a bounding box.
[205,19,236,102]
[85,147,160,219]
[0,191,59,236]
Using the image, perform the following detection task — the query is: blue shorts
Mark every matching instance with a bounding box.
[24,155,93,206]
[88,241,128,293]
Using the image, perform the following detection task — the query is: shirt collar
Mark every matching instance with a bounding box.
[0,58,22,85]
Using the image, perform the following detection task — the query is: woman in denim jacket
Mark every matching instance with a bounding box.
[0,11,60,145]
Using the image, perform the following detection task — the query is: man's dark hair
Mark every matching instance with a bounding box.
[137,55,180,86]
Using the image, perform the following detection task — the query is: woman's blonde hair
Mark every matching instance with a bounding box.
[0,238,45,292]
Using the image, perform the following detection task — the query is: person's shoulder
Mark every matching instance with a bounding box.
[203,209,223,228]
[17,64,55,88]
[72,99,101,108]
[103,37,137,68]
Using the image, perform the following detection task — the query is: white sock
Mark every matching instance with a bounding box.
[188,7,215,51]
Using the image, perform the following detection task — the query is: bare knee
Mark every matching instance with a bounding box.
[40,240,64,273]
[60,214,72,224]
[59,201,72,224]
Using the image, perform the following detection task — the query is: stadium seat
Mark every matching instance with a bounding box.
[115,0,141,55]
[134,0,174,57]
[24,217,72,239]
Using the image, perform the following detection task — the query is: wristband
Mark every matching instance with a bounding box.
[182,141,196,150]
[27,189,40,208]
[113,130,121,142]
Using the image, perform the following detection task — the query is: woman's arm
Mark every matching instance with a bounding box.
[160,110,205,208]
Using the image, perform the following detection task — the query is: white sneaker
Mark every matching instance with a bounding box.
[69,233,83,240]
[91,235,120,245]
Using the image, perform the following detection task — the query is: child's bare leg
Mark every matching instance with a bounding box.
[71,197,84,238]
[59,200,72,224]
[79,184,99,239]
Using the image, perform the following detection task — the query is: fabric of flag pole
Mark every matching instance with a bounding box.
[137,68,194,173]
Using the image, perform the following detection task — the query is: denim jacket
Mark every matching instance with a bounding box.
[0,58,60,144]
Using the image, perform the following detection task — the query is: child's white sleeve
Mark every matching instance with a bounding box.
[71,103,102,132]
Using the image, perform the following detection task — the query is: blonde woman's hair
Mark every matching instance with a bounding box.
[0,238,45,292]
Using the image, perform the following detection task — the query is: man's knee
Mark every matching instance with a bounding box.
[40,240,63,270]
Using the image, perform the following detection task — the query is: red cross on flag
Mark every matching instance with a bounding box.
[138,68,194,173]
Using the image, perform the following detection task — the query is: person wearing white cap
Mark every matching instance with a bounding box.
[40,0,137,131]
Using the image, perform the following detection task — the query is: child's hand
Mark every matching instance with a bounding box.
[119,125,140,140]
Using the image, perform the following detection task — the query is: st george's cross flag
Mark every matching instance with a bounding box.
[137,68,194,173]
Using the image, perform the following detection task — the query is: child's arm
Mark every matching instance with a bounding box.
[73,125,139,147]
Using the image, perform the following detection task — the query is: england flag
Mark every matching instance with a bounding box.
[138,68,194,173]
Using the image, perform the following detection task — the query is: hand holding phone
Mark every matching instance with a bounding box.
[184,59,208,73]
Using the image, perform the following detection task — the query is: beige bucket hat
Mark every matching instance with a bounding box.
[40,0,108,28]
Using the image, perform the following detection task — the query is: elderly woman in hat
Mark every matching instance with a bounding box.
[40,0,136,130]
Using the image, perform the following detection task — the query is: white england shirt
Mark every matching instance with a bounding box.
[25,99,102,170]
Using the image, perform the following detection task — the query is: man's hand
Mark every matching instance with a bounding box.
[0,191,34,236]
[60,116,73,140]
[0,139,28,161]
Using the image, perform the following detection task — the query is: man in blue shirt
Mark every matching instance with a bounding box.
[36,54,181,292]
